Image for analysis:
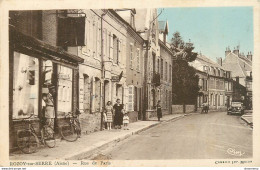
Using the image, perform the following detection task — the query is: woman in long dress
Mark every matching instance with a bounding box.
[105,101,113,130]
[113,99,123,129]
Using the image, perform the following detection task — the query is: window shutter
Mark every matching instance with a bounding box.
[124,86,129,111]
[118,39,121,65]
[97,23,101,58]
[130,44,133,69]
[110,33,113,60]
[136,49,139,71]
[128,85,134,111]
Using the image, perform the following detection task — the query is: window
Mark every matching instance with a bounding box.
[13,52,39,119]
[128,85,134,111]
[57,65,72,115]
[130,44,133,69]
[57,16,85,47]
[136,48,140,71]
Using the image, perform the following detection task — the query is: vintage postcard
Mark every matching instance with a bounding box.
[0,0,260,167]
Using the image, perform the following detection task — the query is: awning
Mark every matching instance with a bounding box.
[9,26,84,66]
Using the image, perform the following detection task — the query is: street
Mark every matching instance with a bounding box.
[91,111,252,160]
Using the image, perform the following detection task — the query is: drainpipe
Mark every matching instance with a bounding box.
[100,10,108,131]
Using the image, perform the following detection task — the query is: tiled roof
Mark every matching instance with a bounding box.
[196,53,224,69]
[222,52,252,78]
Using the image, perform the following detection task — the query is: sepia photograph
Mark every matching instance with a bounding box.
[0,0,259,167]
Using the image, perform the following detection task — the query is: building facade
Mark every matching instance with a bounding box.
[222,47,252,109]
[116,9,145,121]
[190,53,233,111]
[77,9,128,133]
[135,9,173,119]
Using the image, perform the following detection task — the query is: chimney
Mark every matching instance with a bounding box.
[217,57,222,66]
[233,46,239,56]
[225,47,231,57]
[247,51,253,61]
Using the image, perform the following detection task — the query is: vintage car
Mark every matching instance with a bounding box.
[227,102,245,115]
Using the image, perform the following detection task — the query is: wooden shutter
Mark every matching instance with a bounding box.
[128,85,134,111]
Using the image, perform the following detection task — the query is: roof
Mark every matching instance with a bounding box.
[196,53,224,69]
[222,52,252,78]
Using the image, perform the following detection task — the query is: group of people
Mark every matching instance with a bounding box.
[103,99,130,130]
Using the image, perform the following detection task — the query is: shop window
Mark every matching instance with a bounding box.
[57,65,72,115]
[13,52,39,119]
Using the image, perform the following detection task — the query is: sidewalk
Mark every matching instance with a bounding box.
[241,110,253,128]
[10,113,186,160]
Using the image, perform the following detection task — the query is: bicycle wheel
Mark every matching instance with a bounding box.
[17,130,39,154]
[42,125,56,148]
[60,124,78,142]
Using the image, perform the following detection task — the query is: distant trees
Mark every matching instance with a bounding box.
[171,31,199,112]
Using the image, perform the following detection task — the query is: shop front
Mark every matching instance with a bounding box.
[9,28,84,151]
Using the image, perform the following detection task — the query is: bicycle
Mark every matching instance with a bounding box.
[60,108,81,142]
[16,114,56,154]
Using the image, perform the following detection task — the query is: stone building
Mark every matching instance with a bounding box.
[190,53,233,111]
[135,9,160,119]
[77,9,128,133]
[158,20,173,115]
[116,9,145,121]
[135,9,173,119]
[221,47,252,109]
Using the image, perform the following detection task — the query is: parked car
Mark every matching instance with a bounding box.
[227,102,245,115]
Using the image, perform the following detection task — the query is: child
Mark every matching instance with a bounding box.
[123,111,129,130]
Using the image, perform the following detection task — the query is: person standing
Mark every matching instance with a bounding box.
[156,100,162,121]
[123,111,129,130]
[113,99,123,129]
[105,101,113,130]
[42,87,55,129]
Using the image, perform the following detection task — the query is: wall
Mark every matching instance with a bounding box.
[172,105,195,114]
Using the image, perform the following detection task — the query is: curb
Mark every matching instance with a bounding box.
[241,116,253,128]
[64,114,186,160]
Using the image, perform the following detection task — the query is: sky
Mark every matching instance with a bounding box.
[158,7,254,61]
